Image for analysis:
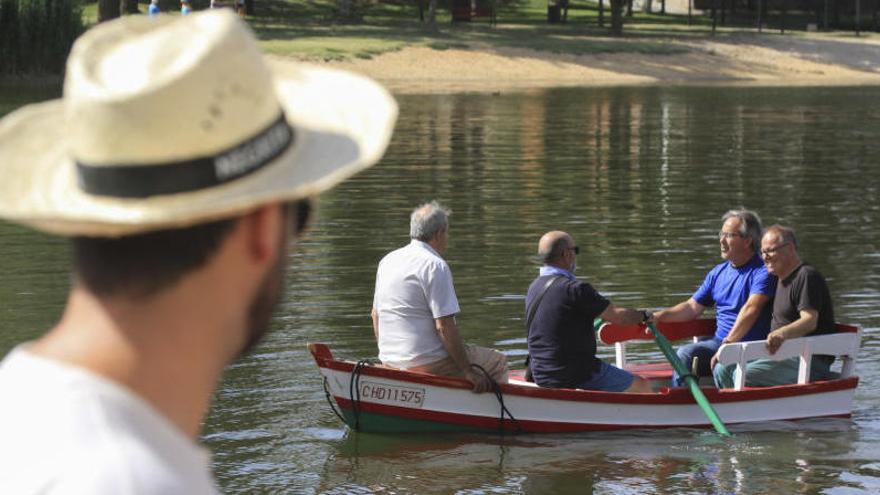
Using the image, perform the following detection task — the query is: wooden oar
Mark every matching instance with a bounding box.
[644,321,731,437]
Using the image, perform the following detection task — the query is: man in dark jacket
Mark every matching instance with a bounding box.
[525,231,652,393]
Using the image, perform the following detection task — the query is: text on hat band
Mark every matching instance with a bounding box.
[75,113,294,199]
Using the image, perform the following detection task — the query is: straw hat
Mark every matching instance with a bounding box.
[0,11,397,237]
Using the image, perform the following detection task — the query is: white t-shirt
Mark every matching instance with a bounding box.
[0,346,219,494]
[373,239,460,368]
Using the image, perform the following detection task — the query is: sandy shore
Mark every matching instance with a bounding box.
[269,32,880,93]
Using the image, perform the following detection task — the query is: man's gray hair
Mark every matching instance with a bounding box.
[722,209,763,253]
[410,201,450,242]
[764,224,799,249]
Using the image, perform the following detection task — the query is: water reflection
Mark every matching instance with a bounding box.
[315,421,863,494]
[1,84,879,494]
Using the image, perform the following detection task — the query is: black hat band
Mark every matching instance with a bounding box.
[76,113,294,199]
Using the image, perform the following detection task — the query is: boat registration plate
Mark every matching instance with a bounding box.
[359,381,425,408]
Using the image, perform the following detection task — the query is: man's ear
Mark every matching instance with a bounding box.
[243,203,285,263]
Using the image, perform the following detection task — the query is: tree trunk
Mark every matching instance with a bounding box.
[427,0,437,28]
[0,0,19,73]
[711,0,717,34]
[855,0,860,35]
[872,0,880,32]
[337,0,352,18]
[98,0,120,22]
[833,0,839,28]
[756,0,762,31]
[598,0,605,27]
[781,0,787,33]
[610,0,625,34]
[120,0,138,14]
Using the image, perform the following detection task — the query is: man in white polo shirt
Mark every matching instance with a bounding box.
[371,201,508,393]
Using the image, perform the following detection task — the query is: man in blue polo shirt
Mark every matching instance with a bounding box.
[652,209,775,387]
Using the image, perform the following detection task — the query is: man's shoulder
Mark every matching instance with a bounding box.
[529,275,596,297]
[380,242,445,265]
[529,273,578,288]
[712,258,768,278]
[746,256,769,274]
[0,439,216,494]
[799,263,823,276]
[795,263,827,284]
[705,261,730,278]
[379,244,409,261]
[0,355,217,494]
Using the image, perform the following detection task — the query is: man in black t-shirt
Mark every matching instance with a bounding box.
[714,225,836,388]
[525,231,652,392]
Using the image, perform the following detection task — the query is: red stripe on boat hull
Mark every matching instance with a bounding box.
[333,397,852,433]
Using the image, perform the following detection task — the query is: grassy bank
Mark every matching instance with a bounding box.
[248,0,879,61]
[248,0,713,60]
[76,0,880,63]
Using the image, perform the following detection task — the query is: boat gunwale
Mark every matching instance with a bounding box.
[310,343,860,406]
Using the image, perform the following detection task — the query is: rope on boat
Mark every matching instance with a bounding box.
[339,359,521,434]
[322,376,347,425]
[470,364,522,435]
[349,359,379,431]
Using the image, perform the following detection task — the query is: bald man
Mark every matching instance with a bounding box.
[524,231,652,393]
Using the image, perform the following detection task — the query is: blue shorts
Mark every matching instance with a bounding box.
[578,361,634,392]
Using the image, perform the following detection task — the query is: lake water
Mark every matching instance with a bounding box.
[1,84,879,493]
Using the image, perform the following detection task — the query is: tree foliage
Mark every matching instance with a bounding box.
[0,0,84,74]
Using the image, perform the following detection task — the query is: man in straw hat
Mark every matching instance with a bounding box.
[0,11,396,492]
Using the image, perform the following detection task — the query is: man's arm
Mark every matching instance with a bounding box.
[766,309,819,354]
[600,304,648,326]
[653,298,706,322]
[371,308,379,342]
[435,315,493,393]
[710,293,772,368]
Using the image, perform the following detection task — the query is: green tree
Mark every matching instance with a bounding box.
[0,0,20,73]
[1,0,83,74]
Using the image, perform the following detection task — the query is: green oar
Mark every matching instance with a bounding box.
[644,321,731,437]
